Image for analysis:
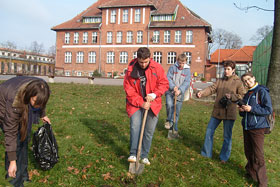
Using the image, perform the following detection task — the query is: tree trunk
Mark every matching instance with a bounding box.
[267,0,280,115]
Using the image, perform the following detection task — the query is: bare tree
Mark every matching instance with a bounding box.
[209,28,243,55]
[29,41,45,54]
[0,40,17,49]
[48,45,56,57]
[234,1,280,115]
[250,25,273,44]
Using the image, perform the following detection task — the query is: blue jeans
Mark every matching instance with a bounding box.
[201,117,235,161]
[165,93,183,131]
[130,109,158,158]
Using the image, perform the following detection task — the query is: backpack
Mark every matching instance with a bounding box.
[32,122,59,170]
[255,90,275,134]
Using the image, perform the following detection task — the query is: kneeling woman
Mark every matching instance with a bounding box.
[239,72,272,187]
[0,76,51,186]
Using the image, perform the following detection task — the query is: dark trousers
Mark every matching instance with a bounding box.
[243,128,267,187]
[1,125,29,187]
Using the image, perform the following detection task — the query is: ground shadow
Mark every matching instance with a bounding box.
[80,118,129,167]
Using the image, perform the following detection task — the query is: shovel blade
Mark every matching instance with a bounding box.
[129,162,145,175]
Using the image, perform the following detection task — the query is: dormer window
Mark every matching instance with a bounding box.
[83,17,101,23]
[152,15,173,21]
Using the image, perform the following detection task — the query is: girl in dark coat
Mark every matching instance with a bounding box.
[239,72,272,187]
[0,76,51,186]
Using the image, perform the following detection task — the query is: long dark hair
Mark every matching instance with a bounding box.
[20,79,50,141]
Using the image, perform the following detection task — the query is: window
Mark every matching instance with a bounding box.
[107,72,112,78]
[88,51,96,63]
[153,31,160,43]
[77,71,82,76]
[184,52,192,65]
[175,31,181,43]
[76,52,84,63]
[111,10,116,23]
[164,31,170,43]
[107,51,115,63]
[14,63,17,73]
[167,52,177,64]
[123,9,128,23]
[236,64,248,77]
[65,71,70,76]
[127,31,133,43]
[133,52,137,59]
[74,32,79,44]
[107,32,113,43]
[83,32,88,43]
[92,32,98,43]
[83,17,101,23]
[65,52,72,63]
[186,30,193,43]
[116,31,122,43]
[65,33,70,44]
[120,52,128,63]
[137,31,143,43]
[153,52,162,64]
[135,9,141,22]
[89,72,94,76]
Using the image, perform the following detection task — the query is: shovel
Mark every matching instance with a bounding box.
[168,95,178,140]
[129,109,148,175]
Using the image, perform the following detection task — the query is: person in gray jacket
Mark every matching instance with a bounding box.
[0,76,51,186]
[164,54,191,137]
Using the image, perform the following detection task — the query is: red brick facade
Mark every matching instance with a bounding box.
[52,0,211,78]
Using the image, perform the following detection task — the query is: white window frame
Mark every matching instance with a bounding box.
[133,52,137,59]
[120,51,128,63]
[153,31,160,43]
[76,51,84,63]
[153,51,162,64]
[137,31,143,43]
[88,51,96,64]
[116,31,122,43]
[65,52,72,63]
[65,33,70,44]
[127,31,133,43]
[77,71,82,76]
[175,30,181,43]
[186,30,193,43]
[123,9,128,23]
[135,9,141,22]
[92,32,98,43]
[83,32,88,43]
[107,32,113,43]
[65,71,70,76]
[111,9,116,23]
[164,31,170,43]
[167,52,177,64]
[184,52,192,65]
[107,51,115,64]
[74,32,79,44]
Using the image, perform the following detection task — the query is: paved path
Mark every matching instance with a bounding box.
[0,75,213,89]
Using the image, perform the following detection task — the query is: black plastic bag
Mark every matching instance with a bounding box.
[32,122,59,170]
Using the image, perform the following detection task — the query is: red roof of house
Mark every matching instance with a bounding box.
[52,0,211,32]
[210,46,256,63]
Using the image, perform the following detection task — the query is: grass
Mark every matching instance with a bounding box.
[0,83,279,186]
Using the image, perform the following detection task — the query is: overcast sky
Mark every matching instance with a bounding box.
[0,0,274,52]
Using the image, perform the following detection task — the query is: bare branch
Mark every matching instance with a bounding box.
[233,3,274,12]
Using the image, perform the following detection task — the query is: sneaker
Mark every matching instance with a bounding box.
[164,122,171,129]
[128,155,136,163]
[141,158,150,165]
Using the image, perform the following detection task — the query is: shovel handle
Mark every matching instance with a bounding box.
[136,109,148,168]
[172,95,177,134]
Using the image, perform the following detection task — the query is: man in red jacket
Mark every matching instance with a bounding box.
[123,47,169,165]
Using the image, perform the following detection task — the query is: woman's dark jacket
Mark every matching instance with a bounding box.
[0,76,46,161]
[240,85,272,130]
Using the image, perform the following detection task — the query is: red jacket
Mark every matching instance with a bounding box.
[123,58,169,117]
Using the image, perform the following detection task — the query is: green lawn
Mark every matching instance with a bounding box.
[0,83,279,186]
